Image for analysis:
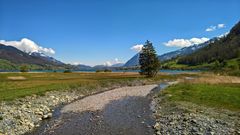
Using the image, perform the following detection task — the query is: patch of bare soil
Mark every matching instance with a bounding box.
[7,76,26,81]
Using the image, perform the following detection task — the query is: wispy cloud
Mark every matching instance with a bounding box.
[131,44,143,52]
[0,38,55,55]
[206,23,225,32]
[103,58,122,66]
[206,26,217,32]
[164,37,209,48]
[70,62,83,65]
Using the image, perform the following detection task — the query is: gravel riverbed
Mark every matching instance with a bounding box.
[28,85,158,135]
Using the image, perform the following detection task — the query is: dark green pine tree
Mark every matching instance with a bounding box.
[139,40,160,77]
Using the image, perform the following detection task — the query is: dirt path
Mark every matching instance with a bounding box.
[30,84,163,135]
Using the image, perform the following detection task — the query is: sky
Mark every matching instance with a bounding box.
[0,0,240,66]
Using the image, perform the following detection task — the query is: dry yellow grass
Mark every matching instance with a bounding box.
[182,73,240,84]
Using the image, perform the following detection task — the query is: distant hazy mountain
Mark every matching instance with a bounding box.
[76,64,93,70]
[124,38,218,67]
[111,63,124,67]
[88,63,124,70]
[92,65,105,69]
[124,53,140,67]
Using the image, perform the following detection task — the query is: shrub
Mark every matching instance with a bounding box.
[96,70,103,73]
[20,65,29,72]
[63,69,72,73]
[104,69,112,72]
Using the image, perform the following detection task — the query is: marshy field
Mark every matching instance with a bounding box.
[0,72,185,101]
[0,72,240,135]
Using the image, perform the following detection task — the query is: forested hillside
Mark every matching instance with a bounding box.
[178,21,240,66]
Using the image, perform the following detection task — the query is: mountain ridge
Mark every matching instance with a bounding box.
[123,38,218,67]
[0,43,68,70]
[178,21,240,65]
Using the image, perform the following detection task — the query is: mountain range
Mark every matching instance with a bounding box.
[0,44,125,71]
[75,63,125,71]
[123,37,218,67]
[178,21,240,66]
[0,36,225,71]
[0,44,70,70]
[0,20,239,71]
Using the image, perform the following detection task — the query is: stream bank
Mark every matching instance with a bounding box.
[27,84,168,135]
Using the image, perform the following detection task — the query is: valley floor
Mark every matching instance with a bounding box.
[0,72,240,135]
[0,72,183,135]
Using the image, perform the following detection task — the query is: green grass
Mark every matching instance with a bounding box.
[162,83,240,111]
[0,59,18,70]
[0,72,188,101]
[161,59,214,70]
[162,57,240,71]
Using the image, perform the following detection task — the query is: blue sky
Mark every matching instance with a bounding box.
[0,0,239,66]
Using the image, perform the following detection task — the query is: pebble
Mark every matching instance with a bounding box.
[35,111,44,116]
[43,113,52,119]
[153,93,240,135]
[156,131,161,135]
[28,123,34,128]
[0,90,81,135]
[191,119,197,124]
[210,132,215,135]
[154,123,160,129]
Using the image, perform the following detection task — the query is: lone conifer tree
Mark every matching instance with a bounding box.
[139,40,160,77]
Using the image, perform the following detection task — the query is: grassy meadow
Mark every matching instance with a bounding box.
[0,72,190,101]
[1,71,240,112]
[163,83,240,111]
[159,74,240,112]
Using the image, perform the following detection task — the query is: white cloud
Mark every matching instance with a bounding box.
[103,58,122,66]
[206,23,225,32]
[218,31,229,38]
[206,26,217,32]
[70,62,83,65]
[131,44,143,52]
[217,24,225,28]
[0,38,55,55]
[164,37,209,48]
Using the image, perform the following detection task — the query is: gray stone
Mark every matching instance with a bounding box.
[191,119,197,124]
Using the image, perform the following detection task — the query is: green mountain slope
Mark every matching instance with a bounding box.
[178,21,240,66]
[0,44,74,71]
